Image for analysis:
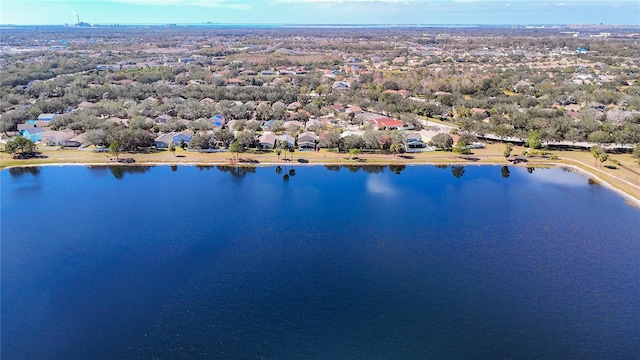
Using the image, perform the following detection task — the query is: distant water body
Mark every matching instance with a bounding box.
[2,165,639,359]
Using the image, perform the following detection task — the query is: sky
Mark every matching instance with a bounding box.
[1,0,638,26]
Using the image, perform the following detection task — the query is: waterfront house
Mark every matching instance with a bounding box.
[405,132,427,150]
[155,131,193,148]
[297,132,316,151]
[258,133,277,149]
[41,129,75,146]
[20,127,46,142]
[172,131,193,146]
[277,134,295,148]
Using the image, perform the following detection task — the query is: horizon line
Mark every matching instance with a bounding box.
[2,22,639,27]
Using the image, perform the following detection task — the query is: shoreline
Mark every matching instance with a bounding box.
[4,159,640,207]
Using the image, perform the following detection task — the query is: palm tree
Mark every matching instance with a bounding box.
[590,146,603,166]
[598,152,608,167]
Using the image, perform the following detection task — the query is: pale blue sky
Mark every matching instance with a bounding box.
[1,0,638,26]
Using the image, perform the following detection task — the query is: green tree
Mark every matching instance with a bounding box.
[363,129,383,151]
[588,131,613,145]
[431,133,453,150]
[213,129,235,148]
[526,130,542,149]
[229,140,243,161]
[453,141,470,157]
[4,136,36,158]
[235,130,256,149]
[504,143,514,158]
[458,131,477,145]
[288,146,295,161]
[85,129,106,148]
[390,142,404,157]
[109,141,121,161]
[169,143,176,156]
[349,148,360,159]
[590,146,604,166]
[598,152,608,167]
[632,143,640,166]
[319,131,341,151]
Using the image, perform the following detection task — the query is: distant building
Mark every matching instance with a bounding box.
[37,113,57,121]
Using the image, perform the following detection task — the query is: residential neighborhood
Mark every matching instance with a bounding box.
[1,25,639,161]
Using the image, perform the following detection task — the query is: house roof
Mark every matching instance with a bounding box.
[78,101,95,108]
[406,132,422,141]
[42,130,75,143]
[283,120,304,129]
[298,131,316,141]
[155,133,175,143]
[277,134,295,145]
[22,127,46,134]
[18,123,36,131]
[259,133,277,145]
[375,118,404,129]
[37,113,56,121]
[175,130,193,139]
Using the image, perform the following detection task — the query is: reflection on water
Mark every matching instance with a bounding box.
[109,166,152,179]
[8,166,40,178]
[388,164,406,175]
[366,176,398,197]
[501,165,511,178]
[3,165,639,360]
[361,165,385,174]
[322,165,405,174]
[215,165,256,180]
[451,164,465,178]
[528,167,585,186]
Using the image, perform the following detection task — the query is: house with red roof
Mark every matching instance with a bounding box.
[370,117,404,130]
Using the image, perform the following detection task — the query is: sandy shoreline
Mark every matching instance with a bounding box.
[4,159,640,207]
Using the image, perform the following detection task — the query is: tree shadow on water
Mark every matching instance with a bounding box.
[8,166,41,178]
[216,165,256,181]
[109,166,152,180]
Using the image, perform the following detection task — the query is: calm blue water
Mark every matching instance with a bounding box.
[2,165,639,359]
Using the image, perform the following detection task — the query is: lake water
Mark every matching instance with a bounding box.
[2,165,639,359]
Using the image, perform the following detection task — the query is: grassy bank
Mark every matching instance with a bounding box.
[2,144,639,203]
